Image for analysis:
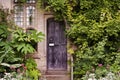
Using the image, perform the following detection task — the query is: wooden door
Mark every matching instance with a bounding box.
[47,18,67,70]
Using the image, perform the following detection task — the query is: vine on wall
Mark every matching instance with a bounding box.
[38,0,120,79]
[4,0,120,79]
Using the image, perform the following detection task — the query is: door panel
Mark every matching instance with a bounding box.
[47,18,67,70]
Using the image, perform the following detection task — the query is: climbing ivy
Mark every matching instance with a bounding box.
[39,0,120,79]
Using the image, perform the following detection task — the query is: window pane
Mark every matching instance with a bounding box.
[26,0,36,3]
[14,6,24,27]
[26,6,35,26]
[14,0,36,3]
[14,0,25,3]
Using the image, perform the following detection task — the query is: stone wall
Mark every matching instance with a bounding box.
[0,0,12,9]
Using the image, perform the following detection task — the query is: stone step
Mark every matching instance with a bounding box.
[44,75,70,80]
[40,71,70,80]
[45,70,68,75]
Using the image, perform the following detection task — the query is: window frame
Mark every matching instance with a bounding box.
[13,0,36,27]
[14,0,36,4]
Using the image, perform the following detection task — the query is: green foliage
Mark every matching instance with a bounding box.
[15,43,35,55]
[0,49,10,63]
[39,0,120,79]
[12,28,44,55]
[0,25,10,39]
[1,63,22,68]
[13,29,44,43]
[0,7,43,79]
[25,58,40,80]
[0,8,8,23]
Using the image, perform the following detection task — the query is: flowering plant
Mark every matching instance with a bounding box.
[0,59,40,80]
[82,64,120,80]
[0,63,30,80]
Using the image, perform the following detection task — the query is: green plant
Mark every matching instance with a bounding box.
[0,27,43,79]
[25,58,41,80]
[82,64,120,80]
[12,28,44,55]
[38,0,120,79]
[0,6,44,79]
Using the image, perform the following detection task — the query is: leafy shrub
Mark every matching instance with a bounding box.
[39,0,120,79]
[0,6,44,79]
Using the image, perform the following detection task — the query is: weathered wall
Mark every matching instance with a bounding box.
[0,0,12,9]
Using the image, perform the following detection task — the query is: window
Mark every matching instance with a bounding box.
[14,0,36,27]
[14,0,24,3]
[27,0,36,3]
[14,0,36,3]
[14,6,24,26]
[26,6,35,26]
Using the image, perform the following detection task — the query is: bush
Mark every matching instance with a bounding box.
[0,7,44,79]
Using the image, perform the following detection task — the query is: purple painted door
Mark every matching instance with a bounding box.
[47,18,67,70]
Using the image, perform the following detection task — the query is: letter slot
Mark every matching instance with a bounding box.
[49,43,55,46]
